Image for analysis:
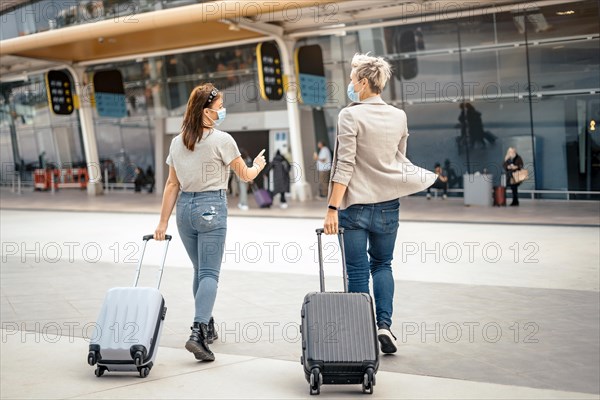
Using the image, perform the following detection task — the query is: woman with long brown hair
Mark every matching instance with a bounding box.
[154,84,266,361]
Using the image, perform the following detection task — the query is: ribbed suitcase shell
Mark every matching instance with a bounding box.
[301,292,379,384]
[91,287,165,371]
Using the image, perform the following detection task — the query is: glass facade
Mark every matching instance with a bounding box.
[1,0,599,197]
[79,43,285,182]
[300,0,600,197]
[0,74,84,183]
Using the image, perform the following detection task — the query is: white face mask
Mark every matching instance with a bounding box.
[347,80,365,102]
[206,108,227,126]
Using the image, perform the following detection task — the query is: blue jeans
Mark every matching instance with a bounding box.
[238,179,248,206]
[177,190,227,324]
[339,199,400,328]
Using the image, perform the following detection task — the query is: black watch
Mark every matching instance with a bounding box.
[328,205,339,211]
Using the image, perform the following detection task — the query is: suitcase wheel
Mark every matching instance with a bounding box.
[138,366,151,378]
[309,368,322,395]
[94,366,106,378]
[133,351,144,367]
[87,351,97,366]
[362,368,375,395]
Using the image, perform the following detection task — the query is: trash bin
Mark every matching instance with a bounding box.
[463,173,493,206]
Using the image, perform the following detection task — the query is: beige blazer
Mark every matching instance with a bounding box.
[330,96,437,210]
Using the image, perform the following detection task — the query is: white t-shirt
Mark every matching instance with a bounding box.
[317,146,332,172]
[166,129,240,192]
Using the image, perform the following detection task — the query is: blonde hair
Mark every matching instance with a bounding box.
[505,147,516,161]
[351,53,392,94]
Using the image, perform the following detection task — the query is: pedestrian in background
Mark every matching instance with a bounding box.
[145,166,155,193]
[264,149,291,209]
[154,84,266,362]
[504,147,524,206]
[237,149,253,210]
[314,141,332,199]
[133,167,146,193]
[426,163,448,199]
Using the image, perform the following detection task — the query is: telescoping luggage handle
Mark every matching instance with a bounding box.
[132,234,172,289]
[315,228,348,293]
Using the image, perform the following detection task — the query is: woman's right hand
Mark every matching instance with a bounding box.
[155,222,168,241]
[253,149,266,170]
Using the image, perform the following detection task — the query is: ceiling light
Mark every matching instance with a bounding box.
[0,74,29,83]
[556,10,575,16]
[222,19,241,31]
[328,24,346,29]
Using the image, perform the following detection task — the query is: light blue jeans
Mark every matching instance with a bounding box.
[238,179,248,207]
[177,190,227,324]
[339,198,400,328]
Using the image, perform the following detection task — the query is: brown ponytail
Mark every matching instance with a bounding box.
[181,83,220,151]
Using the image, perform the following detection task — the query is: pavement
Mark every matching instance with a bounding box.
[1,186,599,227]
[1,187,599,399]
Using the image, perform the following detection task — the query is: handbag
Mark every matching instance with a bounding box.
[511,169,528,185]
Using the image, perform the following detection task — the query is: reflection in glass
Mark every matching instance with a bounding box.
[0,130,14,180]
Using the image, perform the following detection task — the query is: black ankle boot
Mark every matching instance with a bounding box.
[185,322,215,361]
[207,317,218,344]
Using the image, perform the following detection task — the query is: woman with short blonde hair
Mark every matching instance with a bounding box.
[349,53,392,95]
[323,53,435,354]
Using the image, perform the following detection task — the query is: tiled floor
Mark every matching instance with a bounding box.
[1,190,598,399]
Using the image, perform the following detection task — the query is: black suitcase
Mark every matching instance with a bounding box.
[300,228,379,395]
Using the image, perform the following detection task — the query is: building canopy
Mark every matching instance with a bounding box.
[0,0,534,74]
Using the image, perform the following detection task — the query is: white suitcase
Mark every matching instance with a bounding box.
[87,234,171,378]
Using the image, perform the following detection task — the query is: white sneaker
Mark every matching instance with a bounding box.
[442,194,448,200]
[238,204,249,211]
[426,193,432,200]
[377,327,397,354]
[280,203,288,209]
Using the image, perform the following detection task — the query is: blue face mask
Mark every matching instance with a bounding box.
[347,82,361,103]
[209,108,227,126]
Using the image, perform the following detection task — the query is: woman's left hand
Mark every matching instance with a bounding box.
[155,221,168,241]
[323,209,339,235]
